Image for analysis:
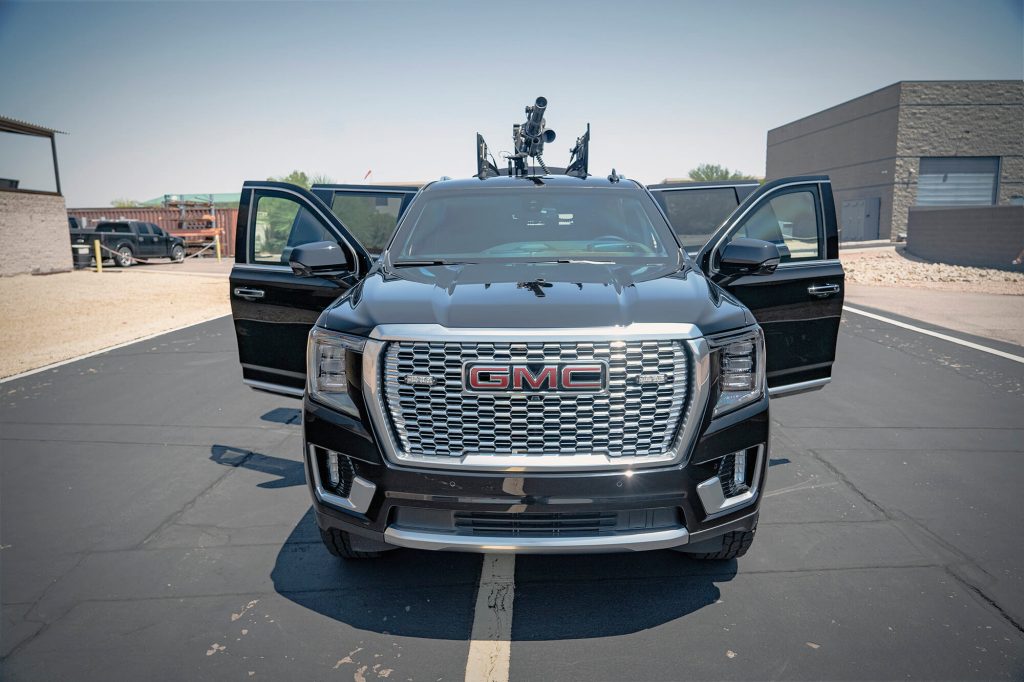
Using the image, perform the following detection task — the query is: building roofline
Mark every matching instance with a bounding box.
[0,115,67,137]
[768,80,1023,135]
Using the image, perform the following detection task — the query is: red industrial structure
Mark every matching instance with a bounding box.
[67,203,238,257]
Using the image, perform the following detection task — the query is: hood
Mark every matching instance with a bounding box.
[319,261,754,337]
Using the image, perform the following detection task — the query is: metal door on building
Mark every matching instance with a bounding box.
[840,197,880,241]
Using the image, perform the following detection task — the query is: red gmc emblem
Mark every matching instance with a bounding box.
[464,363,606,393]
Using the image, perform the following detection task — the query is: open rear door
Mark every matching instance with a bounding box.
[229,182,373,397]
[310,184,419,254]
[699,176,844,397]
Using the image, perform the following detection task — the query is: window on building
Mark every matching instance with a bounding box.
[916,157,999,206]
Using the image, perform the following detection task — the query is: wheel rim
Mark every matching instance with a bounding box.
[173,248,184,261]
[120,249,131,264]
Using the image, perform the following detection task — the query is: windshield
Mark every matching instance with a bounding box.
[388,186,680,264]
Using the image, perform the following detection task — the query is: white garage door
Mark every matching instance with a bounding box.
[916,157,999,206]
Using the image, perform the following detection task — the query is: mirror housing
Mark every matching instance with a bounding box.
[288,241,353,278]
[716,238,781,284]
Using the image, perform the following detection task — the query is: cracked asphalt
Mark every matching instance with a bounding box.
[2,312,1022,680]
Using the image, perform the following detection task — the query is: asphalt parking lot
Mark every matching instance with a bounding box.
[2,311,1023,680]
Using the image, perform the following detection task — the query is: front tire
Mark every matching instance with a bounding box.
[320,528,384,560]
[115,246,133,267]
[681,524,757,560]
[170,245,185,263]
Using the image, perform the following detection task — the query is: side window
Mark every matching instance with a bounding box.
[137,224,151,236]
[655,188,740,251]
[151,225,164,237]
[724,188,821,262]
[330,193,404,253]
[251,192,335,265]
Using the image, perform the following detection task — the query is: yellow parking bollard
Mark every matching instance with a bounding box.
[94,239,103,273]
[214,234,222,263]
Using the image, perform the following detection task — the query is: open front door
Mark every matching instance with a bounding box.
[699,176,844,397]
[230,182,372,397]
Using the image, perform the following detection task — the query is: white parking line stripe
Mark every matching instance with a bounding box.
[465,554,516,682]
[843,305,1024,365]
[0,314,231,383]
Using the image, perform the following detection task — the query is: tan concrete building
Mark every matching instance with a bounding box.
[766,81,1024,241]
[0,116,72,276]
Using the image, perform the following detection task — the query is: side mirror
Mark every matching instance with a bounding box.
[288,241,353,278]
[716,238,781,284]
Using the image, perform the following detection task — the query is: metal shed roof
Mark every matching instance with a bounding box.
[0,115,67,137]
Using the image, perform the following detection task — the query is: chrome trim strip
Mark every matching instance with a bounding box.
[774,258,841,270]
[768,377,830,398]
[244,379,304,398]
[233,263,292,272]
[649,183,759,192]
[242,363,305,379]
[361,334,712,472]
[317,187,415,194]
[696,444,765,519]
[382,526,689,553]
[307,445,376,514]
[369,322,702,343]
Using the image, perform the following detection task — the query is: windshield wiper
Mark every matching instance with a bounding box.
[390,259,474,267]
[526,258,616,265]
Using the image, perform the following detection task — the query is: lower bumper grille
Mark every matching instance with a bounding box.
[395,507,681,538]
[455,511,617,536]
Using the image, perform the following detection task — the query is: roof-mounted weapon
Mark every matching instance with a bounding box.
[475,97,591,179]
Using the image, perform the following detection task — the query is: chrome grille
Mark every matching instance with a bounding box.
[381,340,689,461]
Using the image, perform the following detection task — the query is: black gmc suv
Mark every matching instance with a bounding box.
[229,172,843,560]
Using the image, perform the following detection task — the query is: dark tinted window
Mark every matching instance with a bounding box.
[654,188,739,250]
[137,224,152,235]
[331,192,405,254]
[96,223,132,234]
[151,225,165,236]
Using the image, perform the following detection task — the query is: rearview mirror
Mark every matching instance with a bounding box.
[716,238,781,283]
[288,241,353,278]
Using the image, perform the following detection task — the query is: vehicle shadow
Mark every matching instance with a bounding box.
[209,444,305,489]
[260,407,302,425]
[270,509,737,640]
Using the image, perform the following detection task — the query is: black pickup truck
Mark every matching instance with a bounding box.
[228,106,843,561]
[71,220,186,267]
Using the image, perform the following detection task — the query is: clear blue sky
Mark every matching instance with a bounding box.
[1,0,1021,206]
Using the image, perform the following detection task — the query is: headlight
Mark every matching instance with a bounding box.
[307,327,366,416]
[712,328,765,417]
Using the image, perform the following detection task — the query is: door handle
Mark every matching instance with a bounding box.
[233,287,265,301]
[807,283,840,298]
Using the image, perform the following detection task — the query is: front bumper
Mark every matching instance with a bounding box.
[302,392,769,554]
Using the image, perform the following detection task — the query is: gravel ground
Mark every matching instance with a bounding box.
[841,247,1024,295]
[0,266,230,378]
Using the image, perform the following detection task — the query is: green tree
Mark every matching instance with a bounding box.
[255,171,334,257]
[687,163,758,182]
[267,170,312,189]
[111,198,141,208]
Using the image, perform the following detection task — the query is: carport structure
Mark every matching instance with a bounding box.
[0,115,71,276]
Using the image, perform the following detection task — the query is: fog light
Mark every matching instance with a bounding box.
[327,451,341,487]
[733,450,746,489]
